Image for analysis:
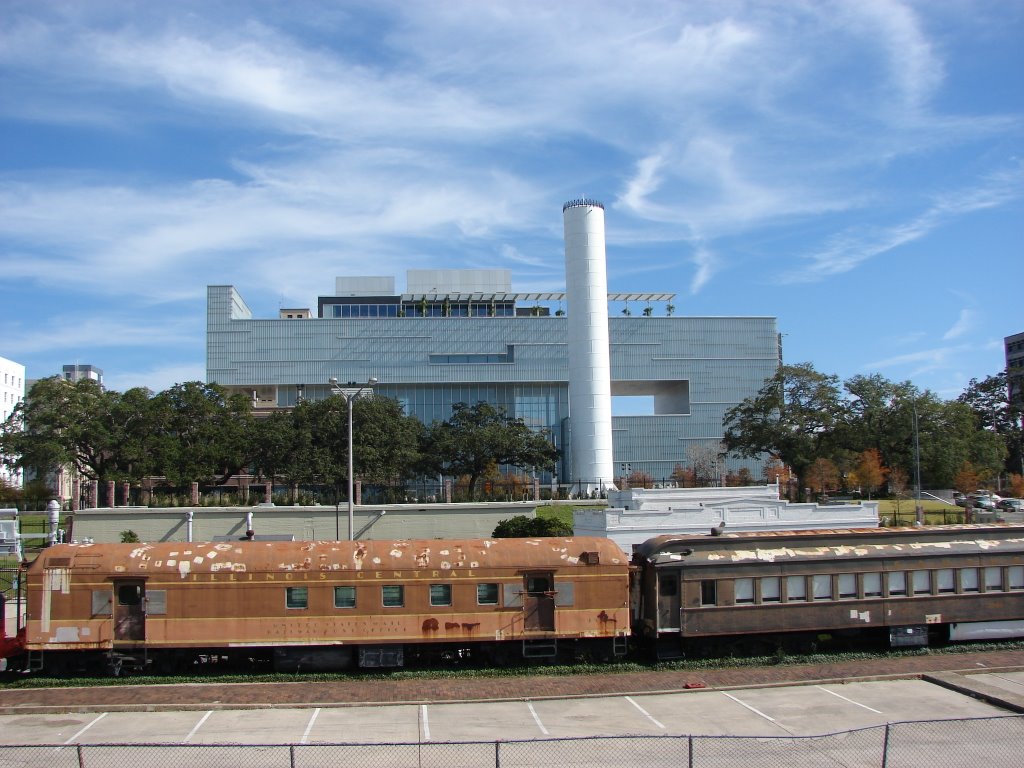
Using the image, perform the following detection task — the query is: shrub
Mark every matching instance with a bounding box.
[492,515,573,538]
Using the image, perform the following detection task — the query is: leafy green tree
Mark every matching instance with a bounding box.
[837,375,919,465]
[250,408,308,487]
[149,382,253,485]
[1,377,87,484]
[723,363,843,500]
[423,402,558,500]
[251,395,425,501]
[927,400,1005,488]
[492,515,573,538]
[353,395,425,486]
[0,378,159,504]
[958,372,1023,476]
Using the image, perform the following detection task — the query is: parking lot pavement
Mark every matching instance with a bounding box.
[967,670,1024,697]
[0,678,1016,747]
[184,708,324,745]
[305,703,421,744]
[714,679,1002,736]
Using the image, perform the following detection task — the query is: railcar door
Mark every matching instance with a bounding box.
[657,571,681,631]
[523,573,555,631]
[113,580,146,642]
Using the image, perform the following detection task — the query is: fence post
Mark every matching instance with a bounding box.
[290,744,296,768]
[688,735,694,768]
[77,744,85,768]
[495,740,501,768]
[881,722,890,768]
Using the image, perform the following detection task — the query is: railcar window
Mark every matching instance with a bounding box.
[700,580,717,606]
[912,570,931,596]
[984,567,1003,591]
[334,586,356,608]
[863,573,882,598]
[382,585,404,607]
[735,578,754,604]
[936,569,955,593]
[786,575,806,601]
[146,590,167,615]
[960,568,980,592]
[477,583,499,605]
[286,587,308,609]
[1010,566,1024,590]
[838,573,857,599]
[430,584,452,606]
[118,585,142,606]
[527,575,552,593]
[812,574,831,601]
[888,572,907,596]
[658,578,678,597]
[91,590,113,616]
[760,577,781,603]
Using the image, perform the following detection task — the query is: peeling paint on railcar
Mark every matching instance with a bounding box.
[708,536,1024,564]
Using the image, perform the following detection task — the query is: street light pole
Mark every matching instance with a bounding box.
[913,401,922,523]
[329,376,378,540]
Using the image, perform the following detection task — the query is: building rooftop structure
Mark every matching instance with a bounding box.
[575,485,881,552]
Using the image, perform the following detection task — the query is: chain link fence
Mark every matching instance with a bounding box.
[1,716,1021,768]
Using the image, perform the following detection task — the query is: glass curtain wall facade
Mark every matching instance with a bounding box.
[207,284,780,485]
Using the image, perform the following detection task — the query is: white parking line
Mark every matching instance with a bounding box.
[815,685,883,714]
[527,702,549,735]
[722,692,776,722]
[625,696,666,730]
[420,705,430,742]
[182,710,213,743]
[301,708,321,744]
[61,713,107,745]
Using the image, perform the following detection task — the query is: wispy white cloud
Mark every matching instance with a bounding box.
[942,309,975,341]
[862,346,959,376]
[689,245,718,295]
[2,314,199,357]
[780,163,1024,283]
[842,0,944,118]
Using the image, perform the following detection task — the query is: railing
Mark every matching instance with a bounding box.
[1,716,1021,767]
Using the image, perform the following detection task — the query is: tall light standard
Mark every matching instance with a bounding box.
[329,376,378,540]
[912,401,922,523]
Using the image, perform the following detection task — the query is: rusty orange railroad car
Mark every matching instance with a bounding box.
[18,536,631,674]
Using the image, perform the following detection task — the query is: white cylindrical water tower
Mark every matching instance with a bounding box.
[563,199,616,493]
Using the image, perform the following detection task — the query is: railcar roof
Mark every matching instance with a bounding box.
[636,524,1024,565]
[29,537,629,577]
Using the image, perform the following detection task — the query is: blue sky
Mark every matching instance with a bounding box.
[1,1,1021,404]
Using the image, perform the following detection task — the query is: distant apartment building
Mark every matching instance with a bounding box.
[0,356,26,487]
[62,364,104,388]
[1007,331,1024,408]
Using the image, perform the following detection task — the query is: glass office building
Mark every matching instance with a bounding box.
[206,271,780,486]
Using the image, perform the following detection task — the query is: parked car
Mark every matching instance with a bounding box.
[955,492,996,508]
[963,494,997,510]
[972,489,1003,502]
[997,498,1023,512]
